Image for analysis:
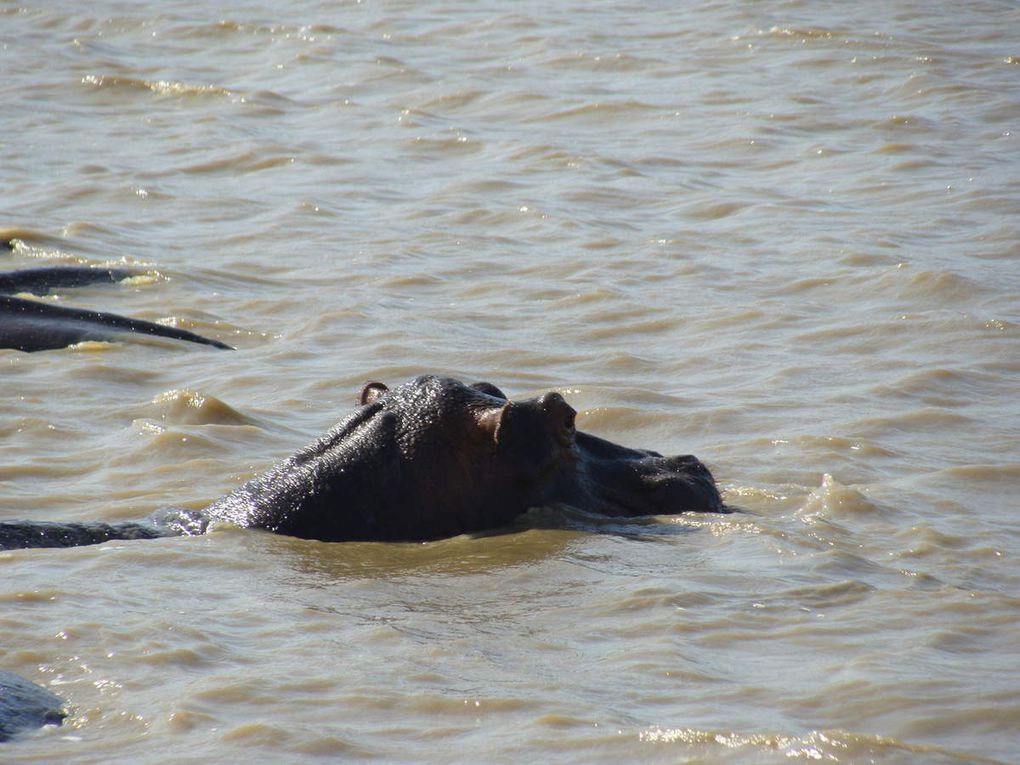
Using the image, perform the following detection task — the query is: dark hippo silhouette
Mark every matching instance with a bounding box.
[0,266,232,352]
[0,671,65,742]
[0,376,725,550]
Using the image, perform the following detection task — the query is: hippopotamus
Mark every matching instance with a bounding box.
[0,266,232,352]
[0,671,64,742]
[0,376,726,550]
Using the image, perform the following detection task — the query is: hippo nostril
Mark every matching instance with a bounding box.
[539,392,576,446]
[558,409,576,445]
[539,391,565,408]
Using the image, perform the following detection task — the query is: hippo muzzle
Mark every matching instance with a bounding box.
[494,388,723,519]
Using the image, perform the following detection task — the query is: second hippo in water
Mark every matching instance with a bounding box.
[0,266,232,352]
[0,376,726,549]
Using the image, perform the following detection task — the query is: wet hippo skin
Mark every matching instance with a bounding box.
[0,266,232,352]
[0,671,65,742]
[0,376,726,549]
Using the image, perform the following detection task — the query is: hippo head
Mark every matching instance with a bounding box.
[206,375,724,541]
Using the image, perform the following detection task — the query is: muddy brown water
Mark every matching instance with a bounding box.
[1,2,1018,762]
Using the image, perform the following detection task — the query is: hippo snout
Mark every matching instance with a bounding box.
[572,438,725,518]
[647,455,725,514]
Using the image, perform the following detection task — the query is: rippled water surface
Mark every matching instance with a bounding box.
[2,1,1019,762]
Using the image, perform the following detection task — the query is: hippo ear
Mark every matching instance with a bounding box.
[476,402,509,445]
[359,381,388,405]
[470,381,507,400]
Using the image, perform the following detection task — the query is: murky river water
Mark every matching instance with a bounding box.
[2,1,1019,762]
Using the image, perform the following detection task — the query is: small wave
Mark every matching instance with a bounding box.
[185,20,347,41]
[0,228,69,252]
[542,51,664,72]
[134,646,221,669]
[149,389,254,426]
[874,142,916,154]
[526,100,659,123]
[878,113,939,132]
[895,267,985,302]
[129,427,219,454]
[179,150,296,175]
[797,474,886,521]
[66,340,118,353]
[506,142,587,169]
[401,134,481,156]
[582,317,678,340]
[681,200,750,221]
[788,434,899,459]
[935,462,1020,482]
[895,523,975,560]
[0,231,96,266]
[416,89,486,113]
[869,366,1004,405]
[638,725,996,763]
[775,275,837,293]
[778,579,877,609]
[849,408,976,436]
[982,317,1017,333]
[766,26,840,41]
[80,74,235,99]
